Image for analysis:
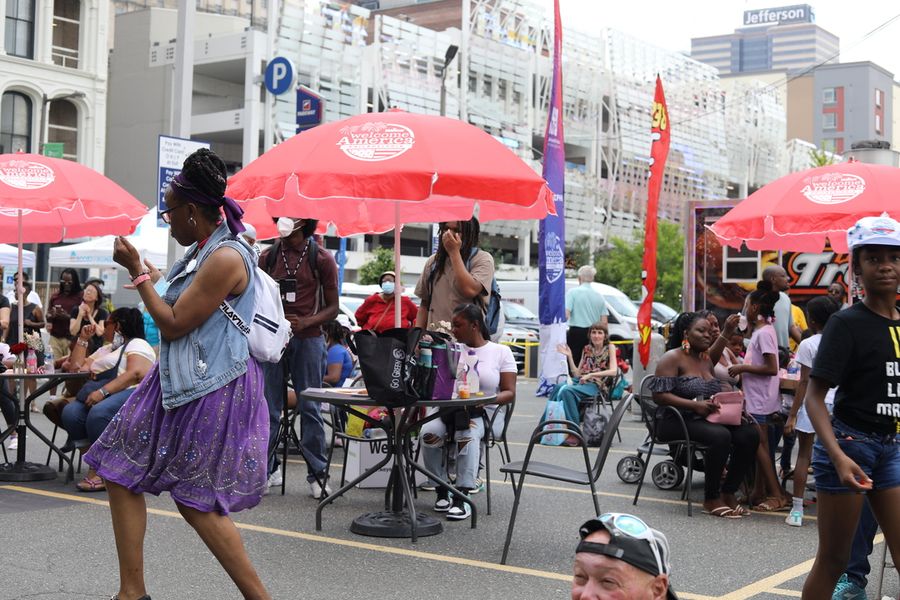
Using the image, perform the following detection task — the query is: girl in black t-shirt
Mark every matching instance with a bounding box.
[800,214,900,599]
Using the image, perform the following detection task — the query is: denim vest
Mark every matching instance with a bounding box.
[158,223,256,410]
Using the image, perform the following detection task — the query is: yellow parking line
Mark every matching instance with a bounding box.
[718,534,883,600]
[0,484,787,600]
[769,588,802,597]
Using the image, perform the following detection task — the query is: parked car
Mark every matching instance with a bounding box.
[631,300,679,325]
[337,296,361,331]
[499,325,538,374]
[502,301,540,333]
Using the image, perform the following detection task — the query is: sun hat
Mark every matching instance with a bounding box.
[847,212,900,250]
[379,271,396,284]
[578,513,678,600]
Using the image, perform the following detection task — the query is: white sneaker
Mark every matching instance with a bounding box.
[268,469,283,488]
[6,436,17,451]
[308,479,332,499]
[785,510,803,527]
[433,497,452,512]
[446,501,471,521]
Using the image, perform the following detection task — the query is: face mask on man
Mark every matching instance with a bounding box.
[276,217,301,238]
[381,281,395,295]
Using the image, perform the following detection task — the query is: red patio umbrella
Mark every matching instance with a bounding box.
[226,109,554,326]
[0,153,148,341]
[710,159,900,253]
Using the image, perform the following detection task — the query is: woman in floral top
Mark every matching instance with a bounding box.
[553,321,618,445]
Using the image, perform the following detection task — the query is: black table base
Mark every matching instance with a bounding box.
[350,509,443,538]
[0,372,86,483]
[0,459,56,481]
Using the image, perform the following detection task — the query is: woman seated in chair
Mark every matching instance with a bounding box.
[649,312,759,519]
[59,307,155,492]
[553,321,618,446]
[420,304,517,521]
[322,320,354,388]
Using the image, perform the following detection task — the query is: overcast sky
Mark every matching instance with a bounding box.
[558,0,900,78]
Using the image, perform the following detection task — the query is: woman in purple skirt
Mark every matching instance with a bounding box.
[87,149,270,600]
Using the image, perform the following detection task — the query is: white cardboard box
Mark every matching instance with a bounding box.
[343,434,426,489]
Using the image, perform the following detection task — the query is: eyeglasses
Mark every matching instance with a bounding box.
[597,513,666,576]
[159,203,188,224]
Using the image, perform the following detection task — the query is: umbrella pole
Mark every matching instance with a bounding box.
[16,209,24,345]
[394,204,401,329]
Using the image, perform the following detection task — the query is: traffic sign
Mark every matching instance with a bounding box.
[264,57,296,96]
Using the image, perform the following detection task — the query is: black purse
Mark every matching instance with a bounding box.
[351,328,433,408]
[75,342,129,404]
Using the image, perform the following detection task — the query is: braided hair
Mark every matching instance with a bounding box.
[425,217,481,303]
[181,148,228,223]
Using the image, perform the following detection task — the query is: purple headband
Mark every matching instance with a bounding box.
[171,172,246,236]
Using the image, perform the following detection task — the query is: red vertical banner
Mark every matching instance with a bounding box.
[638,76,671,367]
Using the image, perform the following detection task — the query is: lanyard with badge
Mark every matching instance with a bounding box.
[279,240,309,303]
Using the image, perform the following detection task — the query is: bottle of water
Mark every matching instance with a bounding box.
[44,346,54,375]
[786,359,800,380]
[464,349,480,395]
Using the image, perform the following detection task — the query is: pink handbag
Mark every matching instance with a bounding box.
[706,391,744,426]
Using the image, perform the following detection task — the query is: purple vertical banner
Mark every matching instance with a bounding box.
[536,0,567,396]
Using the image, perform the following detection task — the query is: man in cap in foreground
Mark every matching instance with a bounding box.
[573,513,678,600]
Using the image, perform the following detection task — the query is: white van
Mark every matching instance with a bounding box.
[497,279,649,348]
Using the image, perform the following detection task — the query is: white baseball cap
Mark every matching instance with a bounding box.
[847,212,900,250]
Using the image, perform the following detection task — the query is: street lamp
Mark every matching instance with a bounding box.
[39,91,85,155]
[439,44,459,117]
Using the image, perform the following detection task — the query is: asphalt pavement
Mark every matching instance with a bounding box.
[0,380,896,600]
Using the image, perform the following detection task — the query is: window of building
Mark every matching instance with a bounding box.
[822,138,843,154]
[875,114,882,136]
[722,246,760,283]
[822,87,836,104]
[0,92,33,154]
[47,99,78,159]
[5,0,36,58]
[52,0,80,68]
[823,112,836,130]
[875,88,884,108]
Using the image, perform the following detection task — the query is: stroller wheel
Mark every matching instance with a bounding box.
[652,460,684,490]
[616,456,644,484]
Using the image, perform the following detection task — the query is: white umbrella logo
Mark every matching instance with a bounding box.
[0,160,55,190]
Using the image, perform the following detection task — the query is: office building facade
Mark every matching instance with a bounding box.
[691,4,838,75]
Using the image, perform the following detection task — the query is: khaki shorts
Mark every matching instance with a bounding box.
[49,335,72,360]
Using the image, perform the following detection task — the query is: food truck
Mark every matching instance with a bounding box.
[684,199,849,319]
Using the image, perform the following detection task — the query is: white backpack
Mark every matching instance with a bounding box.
[219,251,292,363]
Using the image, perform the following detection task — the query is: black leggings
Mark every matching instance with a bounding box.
[656,416,759,501]
[0,382,17,429]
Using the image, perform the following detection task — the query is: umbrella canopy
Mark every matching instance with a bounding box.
[226,109,554,327]
[226,109,554,236]
[710,160,900,253]
[0,154,147,243]
[0,153,147,341]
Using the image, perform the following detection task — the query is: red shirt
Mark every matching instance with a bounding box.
[355,293,418,333]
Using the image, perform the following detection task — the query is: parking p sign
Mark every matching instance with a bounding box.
[264,57,295,96]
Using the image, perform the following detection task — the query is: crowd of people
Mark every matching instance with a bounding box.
[0,147,897,600]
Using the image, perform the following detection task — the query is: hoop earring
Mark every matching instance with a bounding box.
[681,338,690,354]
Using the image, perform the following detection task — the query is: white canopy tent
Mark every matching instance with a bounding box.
[48,208,168,270]
[0,244,35,267]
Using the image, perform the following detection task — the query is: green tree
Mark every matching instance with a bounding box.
[594,220,684,309]
[358,247,395,285]
[565,235,592,270]
[809,143,837,167]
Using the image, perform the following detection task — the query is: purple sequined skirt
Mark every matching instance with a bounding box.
[84,361,269,515]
